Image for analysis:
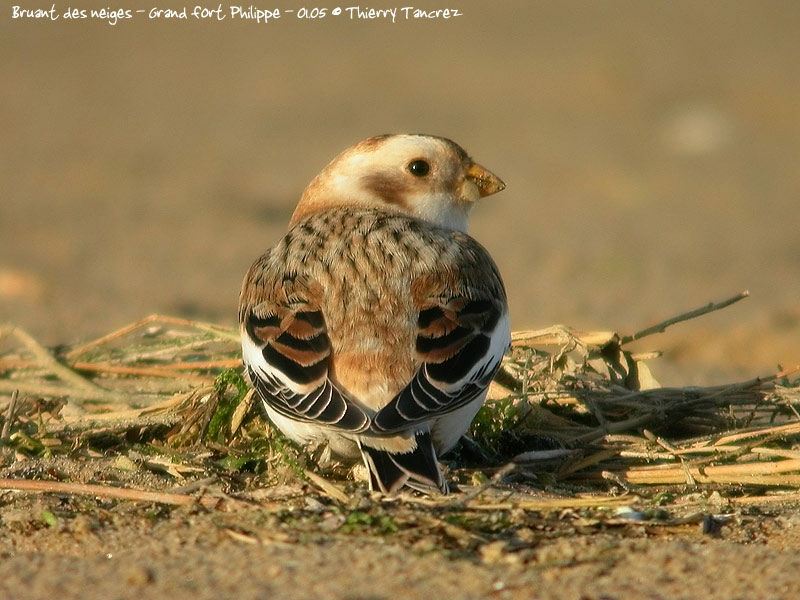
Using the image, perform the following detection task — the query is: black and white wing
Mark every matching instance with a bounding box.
[241,300,370,433]
[371,295,510,435]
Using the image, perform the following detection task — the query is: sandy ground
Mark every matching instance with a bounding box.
[2,1,800,598]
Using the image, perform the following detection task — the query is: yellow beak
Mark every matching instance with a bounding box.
[465,162,506,197]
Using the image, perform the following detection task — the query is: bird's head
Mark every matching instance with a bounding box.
[290,134,505,232]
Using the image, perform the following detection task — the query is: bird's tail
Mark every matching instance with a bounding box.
[359,430,449,495]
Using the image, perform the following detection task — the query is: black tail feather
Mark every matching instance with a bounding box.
[360,430,449,495]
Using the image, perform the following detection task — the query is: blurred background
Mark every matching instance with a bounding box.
[2,1,798,385]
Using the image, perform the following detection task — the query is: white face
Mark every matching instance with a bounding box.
[296,134,504,232]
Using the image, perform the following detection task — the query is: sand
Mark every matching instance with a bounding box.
[2,1,800,597]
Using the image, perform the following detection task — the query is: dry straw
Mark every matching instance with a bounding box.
[1,290,798,510]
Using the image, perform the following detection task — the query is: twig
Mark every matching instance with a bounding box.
[750,447,800,460]
[403,493,636,511]
[557,449,619,479]
[728,492,800,505]
[672,445,742,455]
[302,469,349,503]
[449,462,518,507]
[1,390,20,441]
[700,364,800,401]
[619,290,749,345]
[713,421,800,446]
[65,314,238,361]
[643,429,696,485]
[0,359,40,371]
[157,359,243,371]
[71,361,214,383]
[2,325,118,399]
[511,326,615,348]
[601,470,632,492]
[230,389,255,436]
[424,513,492,544]
[0,477,228,508]
[0,381,124,403]
[511,448,577,463]
[121,339,237,363]
[168,476,219,495]
[571,412,659,444]
[602,458,800,486]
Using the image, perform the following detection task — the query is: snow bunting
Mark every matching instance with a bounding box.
[239,134,510,494]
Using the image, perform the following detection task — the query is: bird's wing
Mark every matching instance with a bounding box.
[241,286,370,433]
[371,277,510,435]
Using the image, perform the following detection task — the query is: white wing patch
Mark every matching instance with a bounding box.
[241,328,319,396]
[434,309,510,394]
[371,302,510,434]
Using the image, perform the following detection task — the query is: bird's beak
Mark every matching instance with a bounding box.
[465,162,506,198]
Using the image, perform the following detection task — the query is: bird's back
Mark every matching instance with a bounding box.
[240,206,505,411]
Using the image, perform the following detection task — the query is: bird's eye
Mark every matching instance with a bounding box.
[407,159,430,177]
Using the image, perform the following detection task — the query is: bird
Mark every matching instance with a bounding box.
[239,134,510,494]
